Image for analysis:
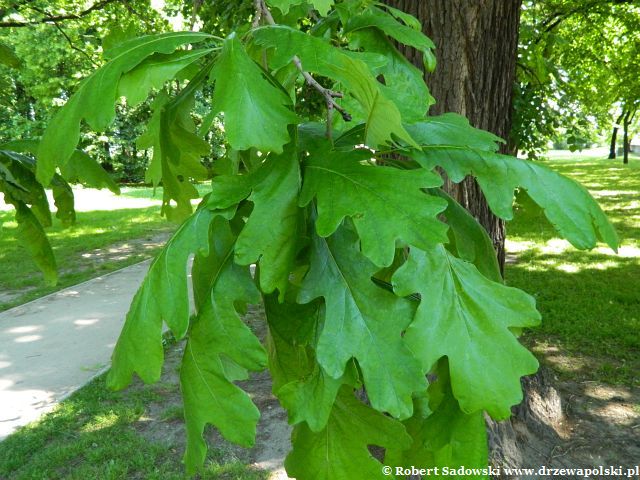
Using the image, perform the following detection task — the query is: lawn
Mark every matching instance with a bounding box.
[506,153,640,386]
[0,184,211,311]
[0,338,267,480]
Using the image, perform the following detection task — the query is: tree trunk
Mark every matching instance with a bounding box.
[382,0,521,274]
[609,112,625,159]
[381,3,570,477]
[623,110,631,165]
[609,127,619,159]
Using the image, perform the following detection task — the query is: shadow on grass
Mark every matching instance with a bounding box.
[0,367,266,480]
[507,247,639,386]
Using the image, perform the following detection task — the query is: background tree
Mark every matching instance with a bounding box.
[514,0,640,161]
[0,0,172,181]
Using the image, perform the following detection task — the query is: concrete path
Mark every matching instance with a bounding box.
[0,261,151,440]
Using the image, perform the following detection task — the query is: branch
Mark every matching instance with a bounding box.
[255,0,351,138]
[52,21,99,67]
[533,0,634,43]
[26,5,98,67]
[0,0,117,28]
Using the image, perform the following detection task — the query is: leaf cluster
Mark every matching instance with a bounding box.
[35,1,619,478]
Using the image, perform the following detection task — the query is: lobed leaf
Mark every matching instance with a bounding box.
[299,145,448,267]
[181,216,267,474]
[2,139,119,194]
[434,189,502,283]
[268,0,334,16]
[413,146,619,251]
[348,28,433,121]
[387,363,489,479]
[252,25,416,147]
[265,294,346,432]
[285,387,412,480]
[0,150,51,226]
[392,246,540,419]
[299,226,426,419]
[13,203,57,285]
[211,33,298,153]
[405,113,504,151]
[37,32,212,186]
[107,207,220,390]
[207,148,302,297]
[118,48,214,107]
[344,6,434,53]
[138,76,210,221]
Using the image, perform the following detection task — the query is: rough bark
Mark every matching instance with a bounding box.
[381,2,569,477]
[383,0,522,273]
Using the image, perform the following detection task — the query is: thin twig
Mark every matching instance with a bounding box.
[27,5,98,67]
[52,22,98,67]
[255,0,351,138]
[0,0,117,28]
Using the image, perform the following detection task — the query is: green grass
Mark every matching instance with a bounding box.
[0,350,265,480]
[506,153,640,386]
[0,205,177,311]
[119,184,212,200]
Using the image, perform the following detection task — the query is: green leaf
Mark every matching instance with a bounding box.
[405,114,504,151]
[252,26,416,147]
[138,71,210,221]
[0,41,21,69]
[344,6,434,53]
[265,294,346,432]
[299,226,426,419]
[235,148,301,296]
[207,147,301,296]
[107,207,219,390]
[265,295,356,432]
[375,3,421,31]
[0,150,51,226]
[59,151,121,195]
[434,189,502,283]
[312,0,334,15]
[37,32,212,185]
[285,387,412,480]
[14,203,57,285]
[181,216,266,474]
[348,29,433,121]
[1,140,120,194]
[211,34,298,153]
[413,147,619,251]
[118,49,214,107]
[267,0,334,16]
[387,362,489,479]
[50,175,76,226]
[299,145,448,267]
[392,246,540,419]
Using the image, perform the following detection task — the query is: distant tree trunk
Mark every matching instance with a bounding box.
[623,109,632,165]
[382,0,522,274]
[609,111,625,159]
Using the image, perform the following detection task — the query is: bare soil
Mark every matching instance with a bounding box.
[128,305,292,479]
[490,366,639,479]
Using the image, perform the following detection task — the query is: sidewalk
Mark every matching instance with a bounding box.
[0,261,150,440]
